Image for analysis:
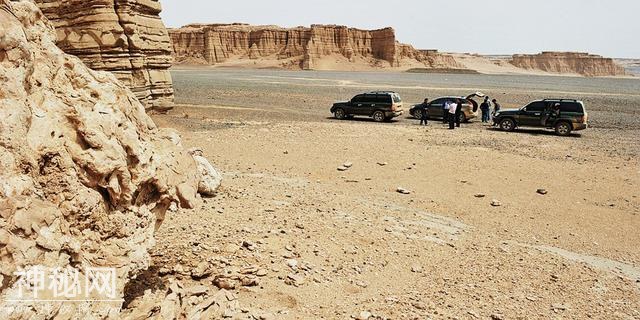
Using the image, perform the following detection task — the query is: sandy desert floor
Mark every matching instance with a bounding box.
[142,69,640,319]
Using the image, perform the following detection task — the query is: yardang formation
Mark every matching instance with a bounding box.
[34,0,175,111]
[169,23,463,71]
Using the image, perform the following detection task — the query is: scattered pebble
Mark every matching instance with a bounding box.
[356,311,372,320]
[537,188,548,195]
[396,187,411,195]
[491,200,502,207]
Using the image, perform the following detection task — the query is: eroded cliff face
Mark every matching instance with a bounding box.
[511,52,627,77]
[0,1,219,317]
[169,23,463,70]
[34,0,175,111]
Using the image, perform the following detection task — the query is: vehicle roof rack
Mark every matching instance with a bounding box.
[367,91,396,94]
[542,99,578,102]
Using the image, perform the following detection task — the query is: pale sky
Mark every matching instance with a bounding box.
[160,0,640,59]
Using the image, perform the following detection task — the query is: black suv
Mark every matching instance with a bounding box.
[493,99,588,136]
[331,91,404,122]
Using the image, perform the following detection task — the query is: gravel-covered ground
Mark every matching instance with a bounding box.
[144,69,640,319]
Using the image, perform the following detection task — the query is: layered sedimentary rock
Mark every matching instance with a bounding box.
[169,23,463,70]
[34,0,175,111]
[511,52,627,77]
[0,1,219,318]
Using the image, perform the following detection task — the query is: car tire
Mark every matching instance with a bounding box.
[334,108,346,120]
[458,113,466,123]
[413,109,422,120]
[372,111,385,122]
[499,118,516,132]
[555,121,573,136]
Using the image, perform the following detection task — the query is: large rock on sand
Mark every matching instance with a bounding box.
[33,0,175,112]
[0,1,218,318]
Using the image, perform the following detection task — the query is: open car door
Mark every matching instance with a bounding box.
[465,92,486,112]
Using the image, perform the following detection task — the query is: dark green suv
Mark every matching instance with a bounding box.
[331,91,404,122]
[493,99,588,136]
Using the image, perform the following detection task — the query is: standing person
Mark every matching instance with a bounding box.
[542,102,561,126]
[480,96,491,123]
[419,98,429,126]
[443,100,450,124]
[455,98,463,128]
[448,100,458,129]
[491,99,501,125]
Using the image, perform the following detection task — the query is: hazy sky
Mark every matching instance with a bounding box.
[160,0,640,58]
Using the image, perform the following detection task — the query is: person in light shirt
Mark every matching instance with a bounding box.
[448,100,458,129]
[443,100,451,124]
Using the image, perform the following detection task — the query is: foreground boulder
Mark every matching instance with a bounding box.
[0,1,217,318]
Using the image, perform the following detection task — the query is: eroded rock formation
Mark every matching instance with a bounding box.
[511,52,627,77]
[34,0,175,111]
[0,1,218,317]
[169,23,463,70]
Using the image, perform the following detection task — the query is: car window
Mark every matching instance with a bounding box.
[375,95,391,104]
[351,95,364,103]
[362,94,377,104]
[524,101,545,112]
[560,102,583,113]
[430,98,446,106]
[392,94,402,103]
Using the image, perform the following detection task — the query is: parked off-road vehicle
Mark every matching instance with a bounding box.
[493,99,588,136]
[409,92,483,123]
[331,91,404,122]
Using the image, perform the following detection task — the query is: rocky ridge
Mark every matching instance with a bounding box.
[169,23,462,70]
[34,0,175,111]
[510,52,627,77]
[0,1,220,318]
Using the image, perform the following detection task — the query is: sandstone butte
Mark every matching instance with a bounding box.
[510,52,628,77]
[0,1,222,318]
[33,0,175,112]
[169,23,628,77]
[168,23,464,71]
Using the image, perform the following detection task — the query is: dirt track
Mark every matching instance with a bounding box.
[147,69,640,319]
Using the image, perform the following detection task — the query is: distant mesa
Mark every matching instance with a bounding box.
[168,23,629,77]
[168,23,464,71]
[510,52,628,77]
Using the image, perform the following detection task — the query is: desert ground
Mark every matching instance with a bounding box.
[144,69,640,319]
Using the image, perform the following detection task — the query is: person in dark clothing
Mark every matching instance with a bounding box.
[541,103,561,126]
[480,96,491,123]
[491,99,501,125]
[419,98,429,126]
[455,98,463,128]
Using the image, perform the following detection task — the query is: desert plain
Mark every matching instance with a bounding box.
[139,68,640,319]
